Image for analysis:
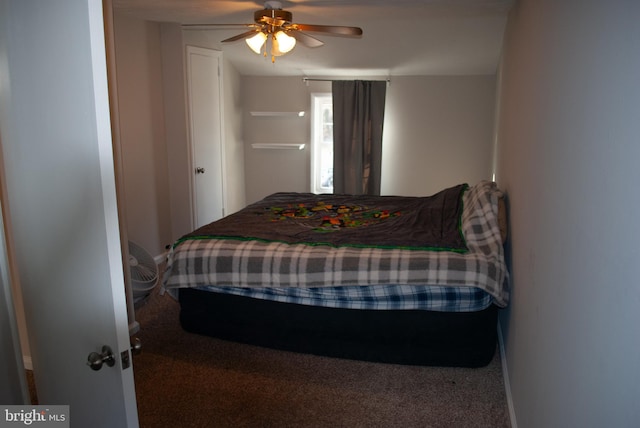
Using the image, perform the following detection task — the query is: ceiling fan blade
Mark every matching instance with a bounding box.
[290,31,324,48]
[221,29,261,43]
[292,24,362,37]
[181,23,257,31]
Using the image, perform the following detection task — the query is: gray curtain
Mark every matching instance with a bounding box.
[332,80,387,195]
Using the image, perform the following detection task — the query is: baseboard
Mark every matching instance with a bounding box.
[497,323,517,428]
[129,321,140,336]
[23,355,32,371]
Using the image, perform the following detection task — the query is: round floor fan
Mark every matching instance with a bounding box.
[128,241,158,302]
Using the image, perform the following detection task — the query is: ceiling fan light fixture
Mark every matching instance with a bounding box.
[246,31,267,54]
[215,1,362,64]
[274,31,296,54]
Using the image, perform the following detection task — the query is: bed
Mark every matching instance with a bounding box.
[162,181,509,367]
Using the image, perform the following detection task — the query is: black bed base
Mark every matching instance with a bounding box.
[179,288,498,368]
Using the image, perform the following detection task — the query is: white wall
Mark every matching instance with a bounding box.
[496,1,640,426]
[381,76,496,196]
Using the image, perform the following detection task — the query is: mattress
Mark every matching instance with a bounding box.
[178,287,499,367]
[193,283,493,312]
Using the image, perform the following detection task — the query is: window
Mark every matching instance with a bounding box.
[311,93,333,194]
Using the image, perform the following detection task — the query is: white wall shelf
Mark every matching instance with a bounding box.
[251,143,306,150]
[250,111,305,117]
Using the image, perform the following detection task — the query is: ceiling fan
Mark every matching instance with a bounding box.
[184,1,363,63]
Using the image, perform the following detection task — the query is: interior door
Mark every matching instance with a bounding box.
[186,46,225,229]
[0,1,138,426]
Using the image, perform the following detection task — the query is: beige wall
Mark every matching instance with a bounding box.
[113,14,172,256]
[160,23,193,243]
[241,77,326,204]
[221,58,246,214]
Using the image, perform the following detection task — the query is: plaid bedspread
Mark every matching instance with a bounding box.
[162,181,509,307]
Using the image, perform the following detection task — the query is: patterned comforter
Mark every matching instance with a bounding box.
[162,181,509,307]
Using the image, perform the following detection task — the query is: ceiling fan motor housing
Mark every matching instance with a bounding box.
[255,8,292,28]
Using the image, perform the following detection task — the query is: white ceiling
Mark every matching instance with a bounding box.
[112,0,513,77]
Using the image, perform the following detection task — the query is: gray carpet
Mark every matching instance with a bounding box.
[133,289,511,428]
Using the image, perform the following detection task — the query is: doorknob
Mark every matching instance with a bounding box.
[131,337,142,355]
[87,345,116,371]
[195,167,205,174]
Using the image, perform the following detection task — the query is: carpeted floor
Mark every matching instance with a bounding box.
[132,288,510,428]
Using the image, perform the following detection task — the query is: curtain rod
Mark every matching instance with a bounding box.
[302,77,391,84]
